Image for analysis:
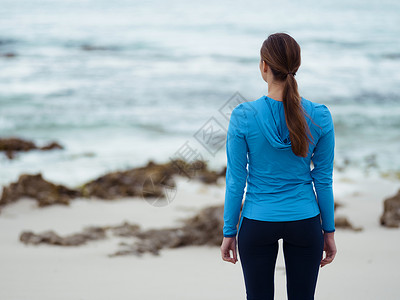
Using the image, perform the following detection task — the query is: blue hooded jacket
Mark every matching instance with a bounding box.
[223,95,335,237]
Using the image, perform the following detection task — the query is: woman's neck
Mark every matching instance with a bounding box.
[267,82,284,102]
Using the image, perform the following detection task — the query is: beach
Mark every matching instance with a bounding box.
[0,169,399,300]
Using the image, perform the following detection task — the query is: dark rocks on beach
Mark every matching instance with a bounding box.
[0,137,63,159]
[0,138,35,159]
[113,204,225,256]
[0,158,225,211]
[179,204,225,246]
[20,226,108,246]
[0,173,81,208]
[80,159,225,200]
[333,201,362,231]
[380,189,400,228]
[20,222,141,247]
[18,200,365,257]
[109,221,141,237]
[40,142,63,151]
[156,159,224,185]
[19,204,226,257]
[219,166,227,177]
[334,216,362,231]
[185,159,224,184]
[80,160,178,200]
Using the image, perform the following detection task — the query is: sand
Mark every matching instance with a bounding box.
[0,171,399,300]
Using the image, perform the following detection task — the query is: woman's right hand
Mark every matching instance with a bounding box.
[320,232,337,267]
[221,237,238,264]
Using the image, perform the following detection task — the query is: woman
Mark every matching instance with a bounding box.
[220,33,337,300]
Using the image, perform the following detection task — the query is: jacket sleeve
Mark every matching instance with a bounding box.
[223,104,249,238]
[310,105,336,233]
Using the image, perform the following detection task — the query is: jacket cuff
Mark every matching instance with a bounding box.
[223,234,237,238]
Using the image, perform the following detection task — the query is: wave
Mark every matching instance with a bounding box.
[381,53,400,60]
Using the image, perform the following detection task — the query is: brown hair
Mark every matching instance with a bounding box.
[260,33,314,157]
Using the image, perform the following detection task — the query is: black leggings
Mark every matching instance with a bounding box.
[237,214,324,300]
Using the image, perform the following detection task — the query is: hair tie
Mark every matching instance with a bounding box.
[287,72,295,76]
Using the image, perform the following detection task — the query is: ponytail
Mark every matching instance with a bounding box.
[282,73,313,157]
[260,33,314,158]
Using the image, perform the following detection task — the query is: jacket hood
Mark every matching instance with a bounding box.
[249,96,304,150]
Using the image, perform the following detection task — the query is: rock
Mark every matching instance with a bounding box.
[218,166,227,177]
[0,137,63,159]
[0,137,36,152]
[169,159,225,184]
[18,203,227,257]
[0,173,81,208]
[80,160,177,200]
[192,163,221,184]
[20,230,63,245]
[334,201,342,211]
[20,226,108,246]
[335,216,362,231]
[111,204,227,257]
[110,239,161,257]
[40,142,63,150]
[80,159,225,200]
[62,226,107,246]
[178,204,225,246]
[0,158,225,212]
[380,189,400,228]
[108,221,141,237]
[20,231,44,245]
[20,222,140,248]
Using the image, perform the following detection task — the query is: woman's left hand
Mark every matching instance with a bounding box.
[220,237,238,264]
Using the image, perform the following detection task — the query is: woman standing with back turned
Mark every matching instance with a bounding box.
[220,33,337,300]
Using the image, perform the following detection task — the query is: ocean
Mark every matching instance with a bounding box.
[1,0,400,187]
